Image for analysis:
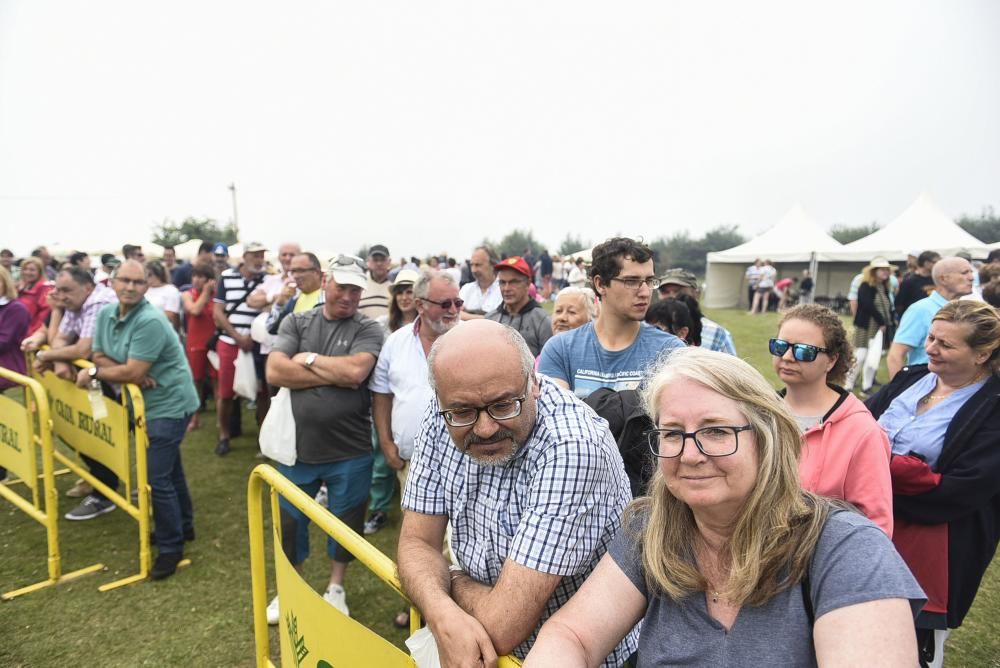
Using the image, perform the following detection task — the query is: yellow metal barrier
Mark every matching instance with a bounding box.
[0,368,103,600]
[247,464,522,667]
[29,352,190,591]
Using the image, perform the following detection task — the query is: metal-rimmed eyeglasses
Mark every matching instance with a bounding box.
[609,276,661,291]
[438,375,530,427]
[645,425,752,458]
[420,297,464,311]
[768,338,830,363]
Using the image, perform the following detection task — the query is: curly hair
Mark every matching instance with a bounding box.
[777,304,855,387]
[589,237,653,300]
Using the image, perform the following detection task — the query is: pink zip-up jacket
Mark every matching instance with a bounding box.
[797,389,894,537]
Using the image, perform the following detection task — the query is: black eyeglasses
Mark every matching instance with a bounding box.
[645,425,752,458]
[609,277,660,291]
[768,338,830,363]
[438,376,530,427]
[419,297,464,311]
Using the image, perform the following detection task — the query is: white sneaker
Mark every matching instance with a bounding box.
[323,584,349,616]
[314,484,328,507]
[266,595,280,625]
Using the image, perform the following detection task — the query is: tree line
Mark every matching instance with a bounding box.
[152,205,999,275]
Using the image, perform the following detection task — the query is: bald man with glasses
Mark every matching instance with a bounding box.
[398,320,638,667]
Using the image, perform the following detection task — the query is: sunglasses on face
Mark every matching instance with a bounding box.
[768,338,829,362]
[419,297,464,310]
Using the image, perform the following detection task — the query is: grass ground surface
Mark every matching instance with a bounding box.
[1,307,997,666]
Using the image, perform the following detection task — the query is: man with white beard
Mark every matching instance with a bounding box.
[367,270,462,532]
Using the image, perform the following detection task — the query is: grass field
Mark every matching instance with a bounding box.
[1,308,997,666]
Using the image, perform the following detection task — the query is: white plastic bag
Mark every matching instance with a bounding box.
[233,349,258,400]
[405,627,441,668]
[259,387,297,466]
[864,329,883,375]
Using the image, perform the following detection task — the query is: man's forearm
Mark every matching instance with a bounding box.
[309,354,372,387]
[93,362,143,385]
[372,392,394,446]
[397,535,461,623]
[266,356,327,390]
[887,345,908,380]
[42,340,92,362]
[450,573,494,617]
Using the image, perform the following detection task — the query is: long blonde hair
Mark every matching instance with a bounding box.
[629,347,830,606]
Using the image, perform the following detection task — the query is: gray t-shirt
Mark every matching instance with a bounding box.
[273,308,384,464]
[609,510,925,667]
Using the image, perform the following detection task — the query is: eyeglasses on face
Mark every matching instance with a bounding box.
[438,376,530,427]
[419,297,464,311]
[768,338,829,362]
[645,425,752,458]
[609,276,660,291]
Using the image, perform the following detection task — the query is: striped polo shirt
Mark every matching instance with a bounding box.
[214,267,264,344]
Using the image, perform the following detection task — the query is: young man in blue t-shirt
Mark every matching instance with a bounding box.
[538,238,684,398]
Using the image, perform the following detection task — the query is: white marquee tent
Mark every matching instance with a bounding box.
[704,195,994,309]
[704,204,844,308]
[825,193,992,262]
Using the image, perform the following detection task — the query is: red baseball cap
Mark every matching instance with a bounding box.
[494,256,533,280]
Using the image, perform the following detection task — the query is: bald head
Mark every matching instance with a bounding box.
[118,258,146,276]
[428,320,533,392]
[428,320,539,466]
[932,256,975,299]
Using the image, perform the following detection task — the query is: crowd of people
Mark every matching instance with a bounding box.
[1,236,999,667]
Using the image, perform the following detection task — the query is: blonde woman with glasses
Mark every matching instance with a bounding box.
[525,347,924,667]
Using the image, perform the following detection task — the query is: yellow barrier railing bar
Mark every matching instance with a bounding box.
[247,464,521,667]
[28,351,190,591]
[0,367,103,600]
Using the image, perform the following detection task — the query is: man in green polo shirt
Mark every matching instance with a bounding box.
[75,259,200,580]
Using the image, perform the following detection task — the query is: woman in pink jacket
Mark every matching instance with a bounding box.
[771,304,893,535]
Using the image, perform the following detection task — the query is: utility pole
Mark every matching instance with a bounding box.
[228,182,240,240]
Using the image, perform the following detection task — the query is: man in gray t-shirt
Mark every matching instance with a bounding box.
[264,255,384,625]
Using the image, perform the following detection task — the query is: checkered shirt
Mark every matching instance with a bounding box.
[402,376,638,665]
[58,284,117,339]
[700,317,736,355]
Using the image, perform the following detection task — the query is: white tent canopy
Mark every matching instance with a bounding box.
[825,193,991,261]
[706,204,844,264]
[704,204,844,308]
[172,238,205,261]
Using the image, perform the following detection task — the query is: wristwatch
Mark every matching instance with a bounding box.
[305,353,317,367]
[88,367,98,379]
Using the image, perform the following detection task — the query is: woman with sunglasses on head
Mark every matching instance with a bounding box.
[865,300,1000,668]
[524,347,923,667]
[771,304,893,536]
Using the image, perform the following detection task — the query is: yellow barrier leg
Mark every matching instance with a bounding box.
[2,563,106,601]
[247,470,273,667]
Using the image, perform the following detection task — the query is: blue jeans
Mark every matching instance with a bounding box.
[147,415,194,554]
[278,455,373,565]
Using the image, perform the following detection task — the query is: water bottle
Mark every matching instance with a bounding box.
[88,378,108,421]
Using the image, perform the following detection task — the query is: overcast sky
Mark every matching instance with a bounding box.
[1,1,998,259]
